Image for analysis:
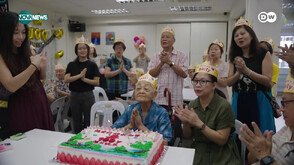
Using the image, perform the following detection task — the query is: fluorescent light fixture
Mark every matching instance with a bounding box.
[116,0,163,3]
[91,9,129,15]
[282,3,294,9]
[169,6,211,12]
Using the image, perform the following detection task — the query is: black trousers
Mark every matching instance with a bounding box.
[70,91,95,134]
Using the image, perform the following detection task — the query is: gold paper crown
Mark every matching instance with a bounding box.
[114,37,125,44]
[284,71,294,94]
[195,62,218,78]
[162,25,175,36]
[261,37,274,50]
[212,40,224,49]
[188,65,196,70]
[54,62,65,70]
[76,35,88,44]
[139,43,146,48]
[138,72,157,89]
[89,43,95,48]
[235,17,253,29]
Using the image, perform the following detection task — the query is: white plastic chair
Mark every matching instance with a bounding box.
[234,119,246,165]
[90,101,125,127]
[93,87,108,102]
[118,100,137,109]
[50,96,66,132]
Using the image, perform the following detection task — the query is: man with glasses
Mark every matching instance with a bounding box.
[238,71,294,165]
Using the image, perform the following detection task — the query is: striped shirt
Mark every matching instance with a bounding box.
[148,49,188,106]
[111,101,172,142]
[271,126,294,164]
[105,54,133,94]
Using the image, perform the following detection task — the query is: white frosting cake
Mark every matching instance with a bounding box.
[57,126,164,165]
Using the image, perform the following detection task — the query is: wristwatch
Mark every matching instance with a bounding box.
[199,124,206,131]
[260,156,275,165]
[169,62,175,67]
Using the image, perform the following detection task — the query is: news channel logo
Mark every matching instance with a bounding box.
[258,12,277,23]
[18,10,48,24]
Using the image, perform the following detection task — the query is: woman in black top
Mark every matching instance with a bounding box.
[227,18,275,134]
[65,39,99,133]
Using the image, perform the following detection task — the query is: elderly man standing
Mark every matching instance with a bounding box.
[239,71,294,165]
[148,25,188,139]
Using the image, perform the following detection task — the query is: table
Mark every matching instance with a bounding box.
[121,88,197,102]
[0,129,195,165]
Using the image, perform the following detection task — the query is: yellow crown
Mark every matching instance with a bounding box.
[114,37,125,44]
[162,25,175,36]
[284,71,294,94]
[195,62,218,78]
[138,72,157,89]
[261,37,274,50]
[54,62,65,70]
[188,65,196,70]
[235,17,253,29]
[76,35,88,44]
[212,40,224,49]
[89,42,95,48]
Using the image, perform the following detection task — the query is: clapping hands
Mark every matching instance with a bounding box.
[174,105,202,128]
[160,51,172,65]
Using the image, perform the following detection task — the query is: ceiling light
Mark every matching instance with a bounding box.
[282,2,294,9]
[169,6,211,12]
[91,9,129,15]
[116,0,163,3]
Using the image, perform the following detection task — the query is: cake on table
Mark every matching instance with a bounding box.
[57,126,164,165]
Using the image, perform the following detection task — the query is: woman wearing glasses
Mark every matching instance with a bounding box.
[174,63,242,165]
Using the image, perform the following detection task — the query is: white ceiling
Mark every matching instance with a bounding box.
[16,0,236,18]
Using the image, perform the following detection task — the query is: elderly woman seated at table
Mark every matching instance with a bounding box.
[174,63,242,165]
[111,73,172,145]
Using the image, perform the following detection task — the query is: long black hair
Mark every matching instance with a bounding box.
[229,25,261,63]
[0,12,38,89]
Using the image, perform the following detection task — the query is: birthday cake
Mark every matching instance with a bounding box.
[57,126,164,165]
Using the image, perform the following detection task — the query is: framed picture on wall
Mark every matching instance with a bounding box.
[106,32,115,45]
[91,32,100,45]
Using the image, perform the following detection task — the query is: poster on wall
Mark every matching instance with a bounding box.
[0,0,9,13]
[106,32,115,45]
[91,32,100,45]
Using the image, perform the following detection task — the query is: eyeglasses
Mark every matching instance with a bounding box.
[191,79,213,86]
[281,100,294,107]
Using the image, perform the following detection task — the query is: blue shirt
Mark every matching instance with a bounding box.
[104,54,133,94]
[111,101,172,142]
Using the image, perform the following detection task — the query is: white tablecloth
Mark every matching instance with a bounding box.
[0,129,195,165]
[121,88,197,102]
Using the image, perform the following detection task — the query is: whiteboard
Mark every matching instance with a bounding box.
[190,22,228,66]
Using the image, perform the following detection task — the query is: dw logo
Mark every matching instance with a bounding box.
[258,12,277,23]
